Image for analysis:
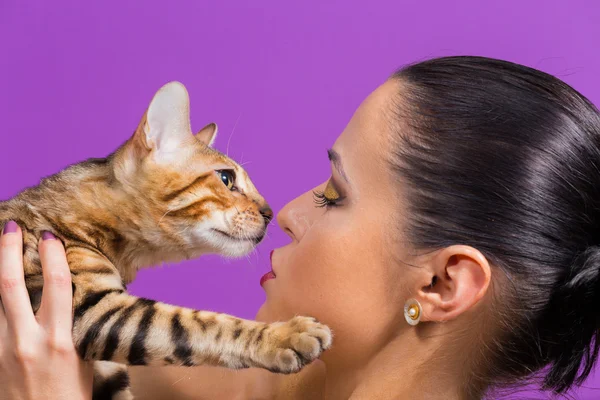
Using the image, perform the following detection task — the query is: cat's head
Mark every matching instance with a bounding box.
[112,82,272,259]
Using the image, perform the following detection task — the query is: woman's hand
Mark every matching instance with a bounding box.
[0,221,94,400]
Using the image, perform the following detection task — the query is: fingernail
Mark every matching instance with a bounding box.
[2,221,18,235]
[42,231,57,241]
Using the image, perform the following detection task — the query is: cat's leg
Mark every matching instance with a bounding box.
[72,286,332,373]
[92,361,133,400]
[68,248,331,399]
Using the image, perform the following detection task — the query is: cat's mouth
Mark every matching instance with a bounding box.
[211,229,265,245]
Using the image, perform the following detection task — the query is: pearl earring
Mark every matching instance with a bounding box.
[404,298,422,326]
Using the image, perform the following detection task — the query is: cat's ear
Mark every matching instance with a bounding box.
[195,123,218,147]
[142,81,193,154]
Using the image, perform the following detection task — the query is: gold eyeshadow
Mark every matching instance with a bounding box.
[323,180,341,201]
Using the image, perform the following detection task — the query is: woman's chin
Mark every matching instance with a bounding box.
[255,299,291,323]
[255,301,277,322]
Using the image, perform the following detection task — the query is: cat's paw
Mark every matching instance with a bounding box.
[259,316,332,374]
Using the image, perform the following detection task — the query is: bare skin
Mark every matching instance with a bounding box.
[1,80,494,399]
[129,80,494,399]
[0,226,94,400]
[128,361,325,399]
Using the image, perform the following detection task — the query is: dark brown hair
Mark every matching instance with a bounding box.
[391,56,600,394]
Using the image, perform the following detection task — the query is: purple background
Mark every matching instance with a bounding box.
[1,1,599,398]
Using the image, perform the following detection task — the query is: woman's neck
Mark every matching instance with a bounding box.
[322,328,481,400]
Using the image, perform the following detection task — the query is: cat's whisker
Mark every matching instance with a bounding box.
[3,80,331,398]
[261,229,272,242]
[158,208,173,225]
[171,375,190,386]
[226,112,242,157]
[177,224,192,236]
[244,250,252,265]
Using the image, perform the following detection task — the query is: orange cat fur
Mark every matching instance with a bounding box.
[0,82,332,400]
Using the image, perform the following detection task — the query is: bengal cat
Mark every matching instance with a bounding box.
[0,82,332,399]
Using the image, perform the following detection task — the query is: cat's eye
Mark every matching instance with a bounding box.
[216,170,236,190]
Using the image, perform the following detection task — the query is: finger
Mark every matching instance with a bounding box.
[0,221,37,332]
[37,231,73,332]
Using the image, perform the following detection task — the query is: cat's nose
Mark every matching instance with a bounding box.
[259,206,274,226]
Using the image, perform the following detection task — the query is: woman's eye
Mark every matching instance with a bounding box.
[323,182,340,201]
[313,180,344,208]
[217,170,235,190]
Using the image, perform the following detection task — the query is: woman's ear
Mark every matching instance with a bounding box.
[418,246,491,322]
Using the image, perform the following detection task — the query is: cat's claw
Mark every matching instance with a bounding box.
[260,316,332,374]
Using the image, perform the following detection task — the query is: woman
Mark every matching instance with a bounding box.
[2,56,600,399]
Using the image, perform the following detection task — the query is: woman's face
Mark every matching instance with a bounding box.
[257,81,417,366]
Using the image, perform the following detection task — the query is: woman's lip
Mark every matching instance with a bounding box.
[260,250,277,287]
[260,271,276,286]
[269,250,277,276]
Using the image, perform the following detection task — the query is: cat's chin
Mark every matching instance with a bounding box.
[206,228,262,258]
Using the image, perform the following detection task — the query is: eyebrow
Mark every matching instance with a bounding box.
[327,148,349,183]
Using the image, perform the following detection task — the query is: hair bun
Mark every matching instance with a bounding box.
[394,55,600,394]
[564,247,600,294]
[542,246,600,390]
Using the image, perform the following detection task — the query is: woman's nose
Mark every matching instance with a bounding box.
[276,190,314,242]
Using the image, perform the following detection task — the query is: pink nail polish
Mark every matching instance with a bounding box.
[42,231,57,241]
[2,221,18,235]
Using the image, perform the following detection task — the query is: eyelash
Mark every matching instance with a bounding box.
[312,190,343,208]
